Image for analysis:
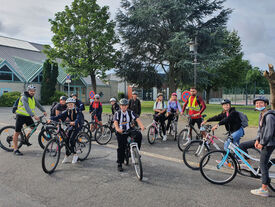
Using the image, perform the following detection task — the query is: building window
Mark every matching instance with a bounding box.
[0,65,21,82]
[31,73,43,83]
[0,72,12,80]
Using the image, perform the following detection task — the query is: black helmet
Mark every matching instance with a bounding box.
[71,93,77,97]
[253,96,269,105]
[221,99,231,105]
[119,98,128,105]
[60,96,67,101]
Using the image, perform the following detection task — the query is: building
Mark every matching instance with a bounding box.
[0,36,117,103]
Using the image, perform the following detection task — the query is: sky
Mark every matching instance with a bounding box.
[0,0,274,70]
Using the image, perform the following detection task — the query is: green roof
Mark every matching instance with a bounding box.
[13,57,42,82]
[57,66,67,84]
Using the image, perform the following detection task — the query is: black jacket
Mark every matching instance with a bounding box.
[111,103,120,115]
[128,98,141,116]
[51,108,84,127]
[206,107,242,133]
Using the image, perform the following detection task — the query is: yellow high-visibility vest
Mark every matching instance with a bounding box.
[16,96,35,116]
[187,96,200,112]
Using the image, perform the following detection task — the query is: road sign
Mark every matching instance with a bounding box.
[65,79,71,83]
[259,89,265,95]
[66,74,71,80]
[181,91,191,103]
[89,91,95,99]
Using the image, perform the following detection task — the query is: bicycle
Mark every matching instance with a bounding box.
[167,112,178,141]
[94,114,113,145]
[42,121,91,174]
[122,128,143,181]
[199,136,275,191]
[0,115,52,151]
[177,114,207,151]
[147,114,166,144]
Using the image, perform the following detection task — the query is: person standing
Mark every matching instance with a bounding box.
[128,91,141,116]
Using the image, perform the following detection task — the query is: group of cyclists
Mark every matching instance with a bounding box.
[6,84,275,197]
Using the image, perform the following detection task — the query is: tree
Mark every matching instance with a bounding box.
[116,0,232,94]
[45,0,119,93]
[264,64,275,109]
[41,59,58,104]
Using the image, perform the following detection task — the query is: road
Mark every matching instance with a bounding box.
[0,107,274,207]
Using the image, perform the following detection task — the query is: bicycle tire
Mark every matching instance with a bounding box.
[174,123,177,141]
[42,138,60,174]
[125,148,130,166]
[95,125,112,145]
[0,126,23,152]
[200,150,237,185]
[147,125,157,144]
[76,132,91,161]
[183,140,210,170]
[132,146,143,180]
[177,129,190,151]
[81,125,92,140]
[38,128,52,149]
[268,159,275,192]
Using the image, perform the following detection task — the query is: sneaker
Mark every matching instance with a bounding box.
[25,140,32,147]
[72,154,78,164]
[14,149,23,156]
[118,164,123,172]
[62,156,70,164]
[162,135,167,141]
[251,188,269,197]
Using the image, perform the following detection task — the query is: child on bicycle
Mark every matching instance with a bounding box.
[110,98,120,115]
[153,93,167,141]
[166,93,181,138]
[50,98,84,164]
[114,98,145,172]
[89,94,103,131]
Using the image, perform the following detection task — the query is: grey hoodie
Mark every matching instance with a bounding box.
[255,110,275,147]
[17,91,45,117]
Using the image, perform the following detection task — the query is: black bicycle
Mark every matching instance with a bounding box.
[42,122,91,174]
[95,114,114,145]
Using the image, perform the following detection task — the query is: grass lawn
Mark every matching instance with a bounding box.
[85,101,259,127]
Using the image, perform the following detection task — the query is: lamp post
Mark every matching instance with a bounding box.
[188,36,198,87]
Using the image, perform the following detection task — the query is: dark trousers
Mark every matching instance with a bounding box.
[260,146,275,185]
[66,126,81,156]
[166,114,178,131]
[239,140,256,157]
[154,114,166,135]
[116,131,142,164]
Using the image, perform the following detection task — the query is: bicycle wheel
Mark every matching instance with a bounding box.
[268,159,275,192]
[200,150,237,185]
[76,132,91,161]
[84,120,89,129]
[38,128,52,149]
[177,129,190,151]
[125,148,130,166]
[42,138,60,174]
[0,126,23,152]
[95,125,112,145]
[147,125,157,144]
[173,123,178,141]
[183,140,210,170]
[132,146,143,180]
[81,125,92,140]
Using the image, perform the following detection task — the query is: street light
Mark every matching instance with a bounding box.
[188,36,198,87]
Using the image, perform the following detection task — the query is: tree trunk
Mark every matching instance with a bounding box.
[206,87,211,104]
[264,64,275,109]
[90,73,97,94]
[168,63,177,96]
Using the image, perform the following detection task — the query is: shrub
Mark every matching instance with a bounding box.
[49,91,67,104]
[118,92,125,100]
[0,91,21,107]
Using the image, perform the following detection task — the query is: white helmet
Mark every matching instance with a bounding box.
[27,85,36,91]
[94,94,100,99]
[110,98,116,102]
[66,97,76,104]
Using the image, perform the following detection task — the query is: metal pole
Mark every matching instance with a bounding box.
[194,36,197,87]
[68,82,70,97]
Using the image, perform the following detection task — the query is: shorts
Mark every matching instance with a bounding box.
[15,115,35,132]
[190,118,202,129]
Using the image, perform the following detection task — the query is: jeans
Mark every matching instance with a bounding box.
[224,127,244,150]
[260,146,275,185]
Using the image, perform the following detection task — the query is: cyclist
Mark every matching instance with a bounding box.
[110,98,119,115]
[89,94,103,131]
[166,93,181,137]
[114,98,145,172]
[202,99,244,150]
[238,97,275,197]
[153,93,167,141]
[181,87,206,141]
[13,85,47,155]
[50,98,84,164]
[51,96,67,117]
[71,93,85,111]
[128,91,141,116]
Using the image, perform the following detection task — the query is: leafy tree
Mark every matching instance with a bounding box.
[116,0,232,94]
[45,0,119,93]
[41,59,58,104]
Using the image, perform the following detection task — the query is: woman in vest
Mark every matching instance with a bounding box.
[153,93,167,141]
[166,93,181,134]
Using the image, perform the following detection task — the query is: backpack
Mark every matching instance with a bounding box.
[237,111,249,128]
[12,97,20,114]
[50,102,58,117]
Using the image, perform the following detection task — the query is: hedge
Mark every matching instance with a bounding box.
[0,91,21,107]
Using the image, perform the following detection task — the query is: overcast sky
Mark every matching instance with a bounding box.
[0,0,274,70]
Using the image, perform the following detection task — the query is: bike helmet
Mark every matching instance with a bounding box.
[119,98,128,105]
[94,94,100,99]
[132,91,138,95]
[171,92,177,97]
[60,96,67,101]
[27,85,36,91]
[66,97,76,104]
[110,98,116,102]
[253,96,269,105]
[157,93,163,97]
[221,99,231,105]
[71,93,77,97]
